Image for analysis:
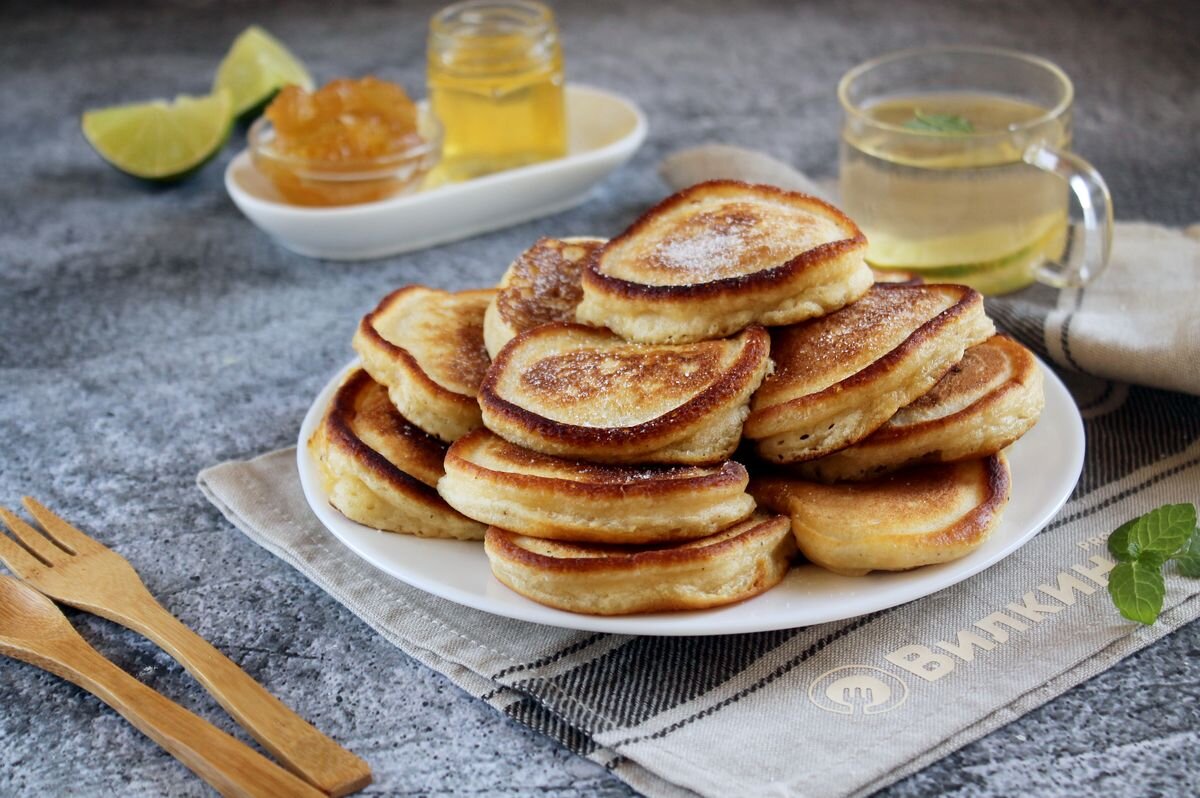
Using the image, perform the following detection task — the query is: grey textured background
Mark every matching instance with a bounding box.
[1,1,1198,795]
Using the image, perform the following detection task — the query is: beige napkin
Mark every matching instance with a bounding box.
[200,439,1200,798]
[661,144,1200,397]
[199,150,1200,797]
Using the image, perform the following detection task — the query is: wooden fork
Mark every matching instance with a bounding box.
[0,575,324,798]
[0,498,372,797]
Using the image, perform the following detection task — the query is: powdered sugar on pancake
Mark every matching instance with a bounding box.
[601,198,847,286]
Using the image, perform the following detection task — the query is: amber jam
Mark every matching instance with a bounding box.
[427,0,566,182]
[251,77,439,206]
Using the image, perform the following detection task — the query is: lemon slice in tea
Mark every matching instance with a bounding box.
[81,90,233,182]
[870,222,1069,295]
[214,25,313,120]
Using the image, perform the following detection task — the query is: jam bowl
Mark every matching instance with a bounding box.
[226,84,647,260]
[248,108,442,207]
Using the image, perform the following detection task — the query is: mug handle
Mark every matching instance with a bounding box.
[1022,144,1114,288]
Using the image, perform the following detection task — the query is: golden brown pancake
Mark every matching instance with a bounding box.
[483,236,606,358]
[744,283,995,463]
[797,336,1044,481]
[308,369,486,539]
[353,285,495,442]
[752,455,1010,576]
[484,513,795,615]
[479,322,771,464]
[438,429,756,543]
[575,180,873,343]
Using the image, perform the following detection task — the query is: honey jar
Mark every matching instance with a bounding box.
[427,0,567,182]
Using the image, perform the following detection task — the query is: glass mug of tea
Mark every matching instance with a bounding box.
[838,46,1113,294]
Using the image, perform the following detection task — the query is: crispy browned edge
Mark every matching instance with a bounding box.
[445,429,748,499]
[754,454,1011,549]
[356,285,495,411]
[582,180,867,299]
[479,322,770,447]
[316,368,456,513]
[921,454,1012,547]
[748,283,985,432]
[495,236,607,328]
[863,335,1038,447]
[485,514,791,573]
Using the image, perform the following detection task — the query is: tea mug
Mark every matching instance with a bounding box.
[838,46,1113,293]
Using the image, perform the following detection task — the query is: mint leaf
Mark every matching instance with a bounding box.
[1132,503,1197,556]
[903,110,974,134]
[1105,503,1198,624]
[1107,559,1166,624]
[1173,527,1200,578]
[1107,517,1141,561]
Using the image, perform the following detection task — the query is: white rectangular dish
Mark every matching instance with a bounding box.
[224,84,646,260]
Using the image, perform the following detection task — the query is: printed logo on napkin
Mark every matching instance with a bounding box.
[884,545,1114,685]
[808,536,1116,718]
[808,666,908,715]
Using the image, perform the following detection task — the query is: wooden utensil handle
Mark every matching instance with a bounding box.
[52,644,325,798]
[116,597,371,796]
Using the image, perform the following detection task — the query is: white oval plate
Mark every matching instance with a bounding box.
[298,359,1084,636]
[225,85,646,261]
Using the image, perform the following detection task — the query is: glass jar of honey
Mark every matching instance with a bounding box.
[427,0,567,182]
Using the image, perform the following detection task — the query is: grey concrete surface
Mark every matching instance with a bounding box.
[1,1,1197,795]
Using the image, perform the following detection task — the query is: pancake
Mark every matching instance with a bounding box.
[797,336,1044,481]
[575,180,873,343]
[744,283,995,463]
[308,369,487,540]
[751,455,1010,576]
[438,429,756,543]
[483,236,606,358]
[484,513,795,615]
[479,322,771,464]
[353,285,495,442]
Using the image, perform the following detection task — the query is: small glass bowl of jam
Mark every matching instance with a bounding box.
[249,77,441,207]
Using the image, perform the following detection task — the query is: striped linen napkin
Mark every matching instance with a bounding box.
[199,151,1200,797]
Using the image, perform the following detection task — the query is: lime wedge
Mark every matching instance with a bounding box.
[81,90,233,182]
[214,25,313,120]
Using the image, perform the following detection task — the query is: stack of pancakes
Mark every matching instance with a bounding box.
[311,180,1044,614]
